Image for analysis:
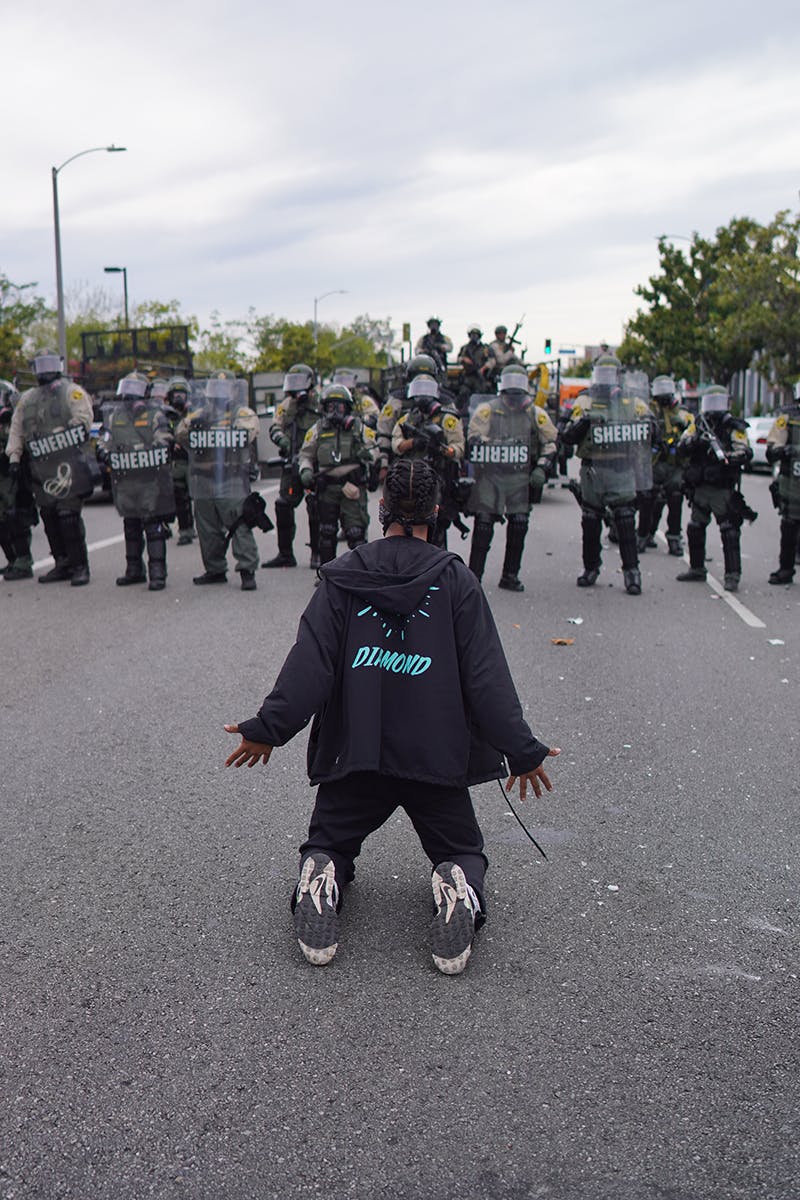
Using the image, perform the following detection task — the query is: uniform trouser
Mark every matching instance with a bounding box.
[636,490,654,539]
[689,486,742,576]
[581,503,638,570]
[173,478,194,533]
[317,484,367,565]
[0,510,34,569]
[41,502,88,570]
[276,469,319,557]
[776,518,799,574]
[650,470,684,538]
[195,497,259,575]
[299,771,488,915]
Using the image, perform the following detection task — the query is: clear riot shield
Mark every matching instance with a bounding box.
[467,399,531,512]
[583,388,648,507]
[186,379,253,500]
[103,399,176,519]
[24,385,94,503]
[622,370,655,493]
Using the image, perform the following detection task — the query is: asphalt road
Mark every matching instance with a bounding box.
[2,467,798,1200]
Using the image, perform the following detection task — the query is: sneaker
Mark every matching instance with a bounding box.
[293,854,340,965]
[431,862,481,976]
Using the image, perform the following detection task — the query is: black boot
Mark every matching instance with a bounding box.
[60,510,90,587]
[468,518,494,581]
[614,506,639,571]
[666,492,684,554]
[677,523,707,581]
[769,519,798,584]
[499,518,528,591]
[720,521,741,592]
[39,507,72,582]
[306,496,321,568]
[636,492,654,552]
[146,525,167,591]
[239,570,257,591]
[623,568,642,595]
[117,521,147,586]
[262,501,297,568]
[578,510,602,586]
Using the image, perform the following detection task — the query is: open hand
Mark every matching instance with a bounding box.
[224,724,273,768]
[506,748,561,801]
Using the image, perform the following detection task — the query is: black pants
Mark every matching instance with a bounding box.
[299,771,488,912]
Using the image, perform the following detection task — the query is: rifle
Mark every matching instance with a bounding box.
[696,412,729,464]
[506,314,525,350]
[223,491,275,549]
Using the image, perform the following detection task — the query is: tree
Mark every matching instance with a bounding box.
[0,273,51,378]
[251,312,396,378]
[194,309,253,374]
[619,212,800,396]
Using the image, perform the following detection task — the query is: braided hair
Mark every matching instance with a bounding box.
[380,458,440,537]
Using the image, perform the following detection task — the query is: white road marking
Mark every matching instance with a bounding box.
[656,531,766,629]
[31,482,281,574]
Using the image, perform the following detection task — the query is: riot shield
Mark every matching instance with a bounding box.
[582,390,649,507]
[23,385,94,503]
[186,379,253,500]
[103,399,176,519]
[467,400,532,513]
[622,371,655,493]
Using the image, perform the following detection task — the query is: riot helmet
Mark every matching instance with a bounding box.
[148,378,170,402]
[652,375,677,407]
[116,371,149,400]
[467,324,482,341]
[321,383,354,427]
[700,385,729,416]
[283,362,316,398]
[498,364,530,409]
[406,353,439,382]
[332,368,358,391]
[206,369,236,405]
[591,353,622,402]
[31,351,62,385]
[166,376,191,413]
[407,373,441,416]
[0,379,19,424]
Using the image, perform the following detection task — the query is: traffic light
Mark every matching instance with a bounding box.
[544,338,552,355]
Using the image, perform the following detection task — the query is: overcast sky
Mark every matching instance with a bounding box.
[3,0,800,362]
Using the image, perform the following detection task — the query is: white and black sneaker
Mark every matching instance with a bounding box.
[431,862,481,975]
[293,854,340,965]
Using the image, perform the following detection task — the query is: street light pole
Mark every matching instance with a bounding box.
[52,144,127,368]
[104,266,129,327]
[312,289,347,368]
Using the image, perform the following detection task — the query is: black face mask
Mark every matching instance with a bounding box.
[503,390,528,410]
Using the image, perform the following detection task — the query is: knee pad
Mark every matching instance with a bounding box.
[344,526,366,547]
[507,513,529,530]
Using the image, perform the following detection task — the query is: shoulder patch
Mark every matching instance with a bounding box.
[476,404,492,419]
[364,427,376,442]
[536,410,547,424]
[442,414,458,431]
[302,427,315,443]
[776,415,787,429]
[276,403,286,419]
[71,390,84,401]
[381,403,395,418]
[572,405,583,419]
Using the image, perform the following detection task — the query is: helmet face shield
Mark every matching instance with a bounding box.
[593,365,619,389]
[32,353,62,380]
[116,375,149,399]
[701,389,729,415]
[149,380,169,401]
[499,368,529,395]
[284,373,312,395]
[206,378,234,403]
[407,375,440,402]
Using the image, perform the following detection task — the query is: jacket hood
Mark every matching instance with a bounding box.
[320,537,460,615]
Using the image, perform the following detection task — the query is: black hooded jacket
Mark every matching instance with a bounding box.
[238,537,549,787]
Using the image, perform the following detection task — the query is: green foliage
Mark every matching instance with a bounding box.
[251,312,395,377]
[620,212,800,396]
[562,356,594,378]
[0,273,51,378]
[194,309,251,373]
